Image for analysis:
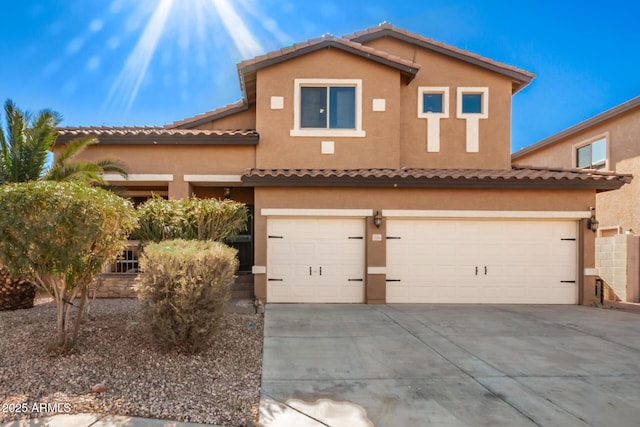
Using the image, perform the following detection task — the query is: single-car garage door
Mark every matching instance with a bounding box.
[267,218,365,303]
[386,219,578,304]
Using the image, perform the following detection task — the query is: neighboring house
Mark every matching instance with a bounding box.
[512,96,640,234]
[56,24,630,305]
[513,96,640,302]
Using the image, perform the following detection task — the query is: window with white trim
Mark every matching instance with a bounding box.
[456,87,489,152]
[417,87,449,152]
[291,79,365,137]
[576,137,607,170]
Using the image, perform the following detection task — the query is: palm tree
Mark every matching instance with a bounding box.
[0,99,128,310]
[0,99,127,185]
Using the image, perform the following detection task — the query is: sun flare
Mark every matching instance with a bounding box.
[102,0,287,115]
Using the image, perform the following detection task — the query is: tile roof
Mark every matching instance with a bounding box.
[169,34,421,129]
[242,166,631,191]
[166,101,248,129]
[513,95,640,159]
[237,35,420,76]
[345,23,535,93]
[56,126,258,145]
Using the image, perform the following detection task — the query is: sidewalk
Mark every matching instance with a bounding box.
[1,413,227,427]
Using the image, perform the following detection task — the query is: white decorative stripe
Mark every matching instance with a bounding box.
[367,266,387,275]
[382,210,591,219]
[183,174,243,183]
[584,268,598,276]
[103,173,173,182]
[261,209,373,217]
[252,266,266,274]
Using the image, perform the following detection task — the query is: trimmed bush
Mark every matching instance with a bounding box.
[132,195,248,242]
[135,239,238,353]
[0,181,138,349]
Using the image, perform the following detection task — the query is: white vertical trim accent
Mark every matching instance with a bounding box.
[427,119,441,152]
[465,118,480,152]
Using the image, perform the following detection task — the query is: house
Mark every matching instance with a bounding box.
[56,24,631,305]
[512,96,640,234]
[513,96,640,302]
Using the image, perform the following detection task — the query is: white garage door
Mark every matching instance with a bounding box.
[386,219,578,304]
[267,218,365,303]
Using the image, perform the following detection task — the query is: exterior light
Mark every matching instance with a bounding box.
[588,206,599,232]
[223,187,231,199]
[373,210,382,228]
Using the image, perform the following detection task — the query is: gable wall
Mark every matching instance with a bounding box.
[364,37,514,169]
[191,105,257,130]
[254,48,402,169]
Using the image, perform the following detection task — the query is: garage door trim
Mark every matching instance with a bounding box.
[382,209,590,219]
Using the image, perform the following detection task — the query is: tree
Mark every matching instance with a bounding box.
[0,99,127,185]
[0,181,138,350]
[0,99,128,311]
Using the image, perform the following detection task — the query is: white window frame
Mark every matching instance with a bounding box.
[456,87,489,152]
[573,133,609,171]
[290,78,365,137]
[418,86,449,152]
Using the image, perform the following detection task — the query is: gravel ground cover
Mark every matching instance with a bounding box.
[0,296,264,426]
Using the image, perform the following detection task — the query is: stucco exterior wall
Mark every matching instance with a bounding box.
[513,107,639,232]
[192,105,256,130]
[53,144,256,199]
[254,49,402,169]
[364,37,514,170]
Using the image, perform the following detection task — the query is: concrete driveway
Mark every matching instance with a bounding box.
[259,304,640,427]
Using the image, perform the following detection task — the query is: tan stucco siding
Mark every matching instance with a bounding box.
[254,49,402,169]
[514,107,639,231]
[597,156,640,232]
[53,144,256,199]
[192,105,257,130]
[365,37,514,170]
[60,144,254,175]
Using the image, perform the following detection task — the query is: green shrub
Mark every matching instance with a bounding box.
[0,181,138,349]
[135,239,238,353]
[132,195,248,242]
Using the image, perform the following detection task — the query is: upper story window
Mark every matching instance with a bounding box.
[576,137,607,170]
[462,93,483,114]
[301,86,355,129]
[456,87,489,152]
[291,79,365,137]
[417,87,449,153]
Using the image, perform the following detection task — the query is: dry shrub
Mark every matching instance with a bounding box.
[135,239,238,353]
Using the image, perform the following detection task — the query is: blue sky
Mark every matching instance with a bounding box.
[0,0,638,153]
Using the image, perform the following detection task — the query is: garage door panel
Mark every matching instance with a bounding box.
[387,219,577,304]
[267,218,365,303]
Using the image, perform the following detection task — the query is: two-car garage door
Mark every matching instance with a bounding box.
[266,217,578,304]
[386,219,578,304]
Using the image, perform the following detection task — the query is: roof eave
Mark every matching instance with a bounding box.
[350,28,534,94]
[55,133,259,146]
[242,175,628,191]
